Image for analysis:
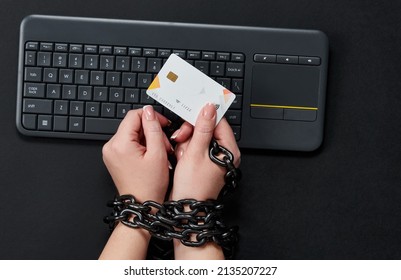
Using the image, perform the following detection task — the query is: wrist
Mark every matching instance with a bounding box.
[170,185,221,201]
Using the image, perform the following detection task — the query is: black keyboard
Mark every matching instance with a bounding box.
[17,15,329,151]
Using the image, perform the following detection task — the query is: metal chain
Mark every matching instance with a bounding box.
[104,139,241,259]
[104,195,238,259]
[209,138,242,197]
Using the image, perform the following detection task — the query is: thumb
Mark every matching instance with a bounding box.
[187,103,217,155]
[142,105,166,157]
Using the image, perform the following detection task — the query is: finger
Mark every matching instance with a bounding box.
[170,122,193,143]
[155,111,171,127]
[113,109,142,144]
[142,105,167,157]
[187,103,216,155]
[175,140,190,161]
[214,117,236,143]
[163,133,174,154]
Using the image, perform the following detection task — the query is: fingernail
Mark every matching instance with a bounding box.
[170,145,175,153]
[170,129,181,140]
[168,161,173,170]
[143,105,155,121]
[202,103,216,120]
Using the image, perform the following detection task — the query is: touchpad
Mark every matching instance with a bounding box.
[251,64,320,121]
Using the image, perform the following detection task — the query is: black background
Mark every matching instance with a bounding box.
[1,0,400,259]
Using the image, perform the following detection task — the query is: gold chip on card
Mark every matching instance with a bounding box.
[167,71,178,82]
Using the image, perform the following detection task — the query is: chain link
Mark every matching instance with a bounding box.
[104,195,238,259]
[209,138,242,197]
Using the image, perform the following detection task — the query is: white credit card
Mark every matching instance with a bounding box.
[146,54,236,126]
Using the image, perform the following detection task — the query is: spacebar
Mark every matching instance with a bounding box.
[85,118,122,134]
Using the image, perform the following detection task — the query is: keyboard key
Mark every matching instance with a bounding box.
[25,51,36,66]
[117,104,132,118]
[37,52,52,66]
[202,51,215,60]
[226,110,242,125]
[93,87,108,101]
[114,47,127,55]
[210,61,225,76]
[54,116,68,131]
[53,53,68,67]
[147,58,162,73]
[85,102,100,117]
[115,56,130,71]
[173,50,186,59]
[85,118,121,134]
[106,72,121,86]
[84,55,99,69]
[186,51,199,60]
[231,79,243,93]
[231,53,244,62]
[77,86,92,100]
[90,71,105,85]
[140,89,155,104]
[230,95,242,109]
[99,46,112,54]
[22,114,37,130]
[75,70,89,84]
[25,42,38,50]
[100,56,114,70]
[55,43,68,52]
[23,99,52,114]
[163,108,180,122]
[129,47,142,56]
[101,103,116,117]
[70,101,84,116]
[69,44,83,53]
[216,77,231,89]
[69,54,83,68]
[46,84,61,99]
[62,85,77,99]
[217,52,230,61]
[299,56,321,66]
[69,117,84,132]
[38,115,53,130]
[24,67,42,82]
[54,100,69,115]
[254,54,276,63]
[132,57,146,72]
[143,48,156,57]
[122,73,136,87]
[277,55,298,64]
[125,88,140,103]
[24,83,45,98]
[158,49,171,58]
[40,42,53,51]
[43,68,58,83]
[137,73,152,88]
[194,61,209,75]
[84,45,98,53]
[226,62,244,77]
[154,105,163,114]
[231,126,241,141]
[109,88,124,102]
[59,69,74,83]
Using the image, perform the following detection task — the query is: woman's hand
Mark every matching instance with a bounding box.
[102,105,172,203]
[170,103,241,201]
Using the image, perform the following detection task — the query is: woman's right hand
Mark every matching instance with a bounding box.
[170,103,241,201]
